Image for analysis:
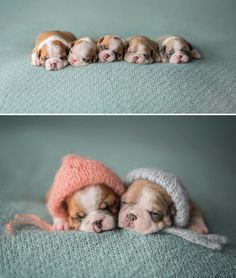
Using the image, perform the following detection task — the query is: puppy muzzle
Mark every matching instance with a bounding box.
[80,210,116,233]
[169,51,190,64]
[45,58,68,71]
[98,50,116,62]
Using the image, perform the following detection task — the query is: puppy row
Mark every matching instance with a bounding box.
[31,31,201,71]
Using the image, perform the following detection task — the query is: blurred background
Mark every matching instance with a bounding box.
[0,116,236,241]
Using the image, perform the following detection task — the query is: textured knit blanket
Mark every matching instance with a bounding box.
[0,0,236,113]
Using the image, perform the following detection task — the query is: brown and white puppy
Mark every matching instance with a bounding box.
[97,35,127,63]
[124,36,161,64]
[118,179,208,235]
[49,184,120,233]
[155,35,201,64]
[31,31,76,71]
[68,37,97,66]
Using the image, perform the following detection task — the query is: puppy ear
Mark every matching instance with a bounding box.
[69,41,75,48]
[97,36,104,45]
[160,45,166,56]
[170,202,176,217]
[191,48,201,59]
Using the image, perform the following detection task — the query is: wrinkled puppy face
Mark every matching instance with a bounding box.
[118,179,175,234]
[66,184,120,233]
[160,37,201,64]
[125,37,159,64]
[97,35,127,62]
[68,38,97,66]
[38,41,69,71]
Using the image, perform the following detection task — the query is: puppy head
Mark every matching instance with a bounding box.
[160,36,201,64]
[97,35,127,62]
[68,37,97,66]
[66,184,120,233]
[118,179,175,234]
[124,36,159,64]
[37,41,69,70]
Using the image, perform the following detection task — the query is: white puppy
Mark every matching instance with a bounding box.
[156,35,201,64]
[31,31,76,70]
[68,37,97,66]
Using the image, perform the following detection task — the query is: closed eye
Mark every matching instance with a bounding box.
[71,213,85,220]
[82,58,91,63]
[149,211,163,222]
[167,51,174,56]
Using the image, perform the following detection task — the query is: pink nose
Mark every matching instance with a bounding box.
[132,56,139,63]
[93,220,103,233]
[52,62,57,68]
[103,53,110,60]
[73,59,77,63]
[178,55,183,59]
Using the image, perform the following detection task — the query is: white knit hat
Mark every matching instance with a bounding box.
[125,168,190,228]
[125,168,228,250]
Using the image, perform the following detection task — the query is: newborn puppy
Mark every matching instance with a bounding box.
[31,30,76,70]
[51,184,120,233]
[118,179,208,235]
[124,36,161,64]
[156,35,201,64]
[97,35,127,62]
[68,37,97,66]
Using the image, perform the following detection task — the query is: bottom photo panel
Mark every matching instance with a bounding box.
[0,116,236,277]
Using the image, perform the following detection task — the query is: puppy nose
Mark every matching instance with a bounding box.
[132,56,139,63]
[94,220,103,229]
[127,213,137,222]
[52,62,57,68]
[73,59,77,63]
[103,53,110,60]
[178,54,183,59]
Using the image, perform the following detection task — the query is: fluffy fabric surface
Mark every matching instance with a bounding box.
[1,117,236,277]
[48,154,125,219]
[0,0,236,113]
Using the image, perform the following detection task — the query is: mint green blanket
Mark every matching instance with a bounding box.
[0,0,236,113]
[0,117,236,277]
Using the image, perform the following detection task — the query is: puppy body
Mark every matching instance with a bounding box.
[48,184,120,233]
[156,35,201,64]
[97,35,127,62]
[124,36,161,64]
[68,37,97,66]
[118,179,208,235]
[32,31,76,70]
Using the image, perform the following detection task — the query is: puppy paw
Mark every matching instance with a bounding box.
[53,218,69,231]
[188,222,209,234]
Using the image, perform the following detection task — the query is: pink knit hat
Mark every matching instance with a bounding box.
[47,154,125,219]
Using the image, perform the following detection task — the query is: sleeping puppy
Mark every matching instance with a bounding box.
[124,36,161,64]
[32,31,77,70]
[155,35,201,64]
[97,35,127,62]
[68,37,97,66]
[118,179,208,235]
[48,184,120,233]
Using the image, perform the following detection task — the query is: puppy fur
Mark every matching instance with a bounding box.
[124,36,161,64]
[156,35,201,64]
[47,184,120,233]
[118,179,208,235]
[97,35,128,62]
[31,31,77,70]
[68,37,97,66]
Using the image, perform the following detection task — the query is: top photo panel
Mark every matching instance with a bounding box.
[0,0,235,114]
